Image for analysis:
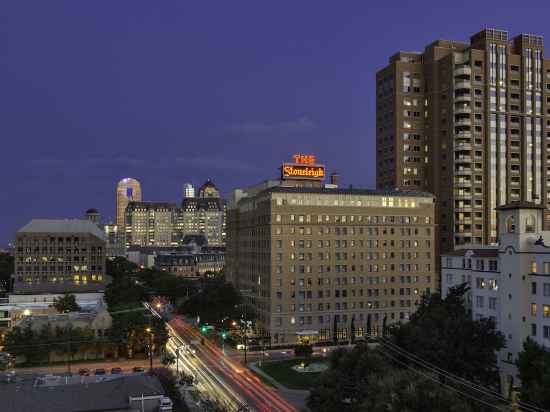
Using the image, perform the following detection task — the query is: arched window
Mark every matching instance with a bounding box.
[506,216,515,233]
[526,215,536,233]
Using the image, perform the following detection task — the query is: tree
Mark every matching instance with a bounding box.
[179,282,242,328]
[106,256,138,280]
[308,343,385,411]
[516,337,550,410]
[0,253,14,292]
[391,284,505,388]
[52,294,80,313]
[332,315,338,344]
[308,343,494,412]
[104,276,146,308]
[350,316,356,344]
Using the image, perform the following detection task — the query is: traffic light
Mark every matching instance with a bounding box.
[200,325,207,333]
[221,331,227,339]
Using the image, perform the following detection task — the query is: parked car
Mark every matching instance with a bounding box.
[132,366,145,373]
[158,396,173,411]
[78,368,90,376]
[110,367,122,375]
[94,368,106,375]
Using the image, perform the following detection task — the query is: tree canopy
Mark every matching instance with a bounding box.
[178,282,242,328]
[516,337,550,410]
[0,253,14,292]
[391,284,505,388]
[52,294,81,313]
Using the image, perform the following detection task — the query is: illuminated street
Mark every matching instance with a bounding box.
[166,317,297,412]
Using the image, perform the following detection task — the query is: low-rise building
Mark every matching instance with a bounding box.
[0,373,169,412]
[14,220,107,295]
[441,202,550,391]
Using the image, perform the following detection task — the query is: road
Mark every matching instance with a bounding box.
[168,316,298,412]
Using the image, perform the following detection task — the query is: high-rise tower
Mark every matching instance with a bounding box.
[116,178,142,228]
[377,29,550,251]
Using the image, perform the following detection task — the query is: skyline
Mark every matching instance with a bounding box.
[4,1,550,245]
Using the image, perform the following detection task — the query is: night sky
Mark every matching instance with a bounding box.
[2,1,550,246]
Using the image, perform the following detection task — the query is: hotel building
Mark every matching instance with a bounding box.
[226,155,437,346]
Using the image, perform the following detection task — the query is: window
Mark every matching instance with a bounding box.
[489,297,497,310]
[476,296,484,308]
[476,277,485,289]
[544,305,550,318]
[544,326,550,339]
[531,324,537,337]
[531,261,538,274]
[544,283,550,296]
[531,303,538,316]
[506,216,515,233]
[532,282,537,295]
[526,215,536,233]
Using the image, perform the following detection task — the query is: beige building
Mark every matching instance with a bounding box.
[116,178,142,229]
[377,28,550,252]
[174,180,226,246]
[227,162,437,346]
[14,220,107,294]
[124,202,176,247]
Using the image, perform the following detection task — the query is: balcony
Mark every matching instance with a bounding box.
[454,66,472,76]
[455,106,472,114]
[455,94,471,102]
[455,180,472,187]
[455,81,472,90]
[454,142,472,151]
[455,157,472,165]
[455,169,473,176]
[455,118,471,127]
[454,192,472,200]
[455,131,472,139]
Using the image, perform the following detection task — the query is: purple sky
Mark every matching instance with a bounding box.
[2,1,550,246]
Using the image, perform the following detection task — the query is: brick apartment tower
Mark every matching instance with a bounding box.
[377,28,550,252]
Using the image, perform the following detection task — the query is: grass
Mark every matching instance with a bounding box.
[258,358,326,390]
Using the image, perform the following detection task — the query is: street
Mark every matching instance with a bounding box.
[167,316,298,412]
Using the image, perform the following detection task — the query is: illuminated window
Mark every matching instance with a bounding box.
[531,303,537,316]
[531,261,538,273]
[543,305,550,318]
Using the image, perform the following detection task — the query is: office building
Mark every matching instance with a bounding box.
[227,155,437,346]
[441,202,550,390]
[13,219,107,294]
[124,202,176,247]
[377,28,550,251]
[116,178,142,229]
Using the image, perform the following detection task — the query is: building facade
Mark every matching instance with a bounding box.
[441,203,550,389]
[116,178,142,229]
[377,29,550,251]
[227,182,437,346]
[124,202,176,247]
[122,181,226,248]
[13,220,107,294]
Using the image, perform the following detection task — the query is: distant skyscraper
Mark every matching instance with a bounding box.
[116,178,142,228]
[183,183,195,198]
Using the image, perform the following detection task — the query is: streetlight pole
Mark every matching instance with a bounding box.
[239,289,252,365]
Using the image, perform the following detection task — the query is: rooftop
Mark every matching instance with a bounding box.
[18,219,105,240]
[0,373,165,412]
[496,201,546,211]
[264,186,434,198]
[443,248,499,258]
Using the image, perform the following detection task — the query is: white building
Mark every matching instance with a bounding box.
[442,203,550,391]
